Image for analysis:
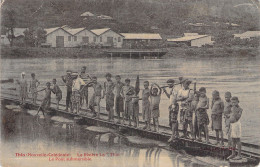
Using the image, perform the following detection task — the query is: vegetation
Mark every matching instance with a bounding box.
[1,0,259,35]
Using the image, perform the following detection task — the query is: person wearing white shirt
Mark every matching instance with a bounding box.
[71,74,86,114]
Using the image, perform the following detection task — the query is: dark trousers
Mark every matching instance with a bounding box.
[66,88,72,109]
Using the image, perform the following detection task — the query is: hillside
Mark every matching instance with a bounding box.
[1,0,260,36]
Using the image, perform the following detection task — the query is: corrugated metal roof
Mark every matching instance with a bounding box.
[66,28,86,35]
[121,33,162,40]
[91,28,110,36]
[45,27,60,35]
[167,35,208,42]
[184,33,199,36]
[80,12,95,17]
[45,27,72,35]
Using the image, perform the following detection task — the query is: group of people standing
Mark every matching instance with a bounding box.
[16,67,243,160]
[163,78,243,160]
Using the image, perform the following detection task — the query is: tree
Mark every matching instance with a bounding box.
[3,9,16,47]
[24,27,46,47]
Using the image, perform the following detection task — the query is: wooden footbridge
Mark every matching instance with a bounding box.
[1,91,259,165]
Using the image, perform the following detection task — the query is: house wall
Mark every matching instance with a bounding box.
[123,39,163,49]
[96,30,123,48]
[46,29,72,47]
[191,36,212,47]
[1,35,10,45]
[73,30,97,47]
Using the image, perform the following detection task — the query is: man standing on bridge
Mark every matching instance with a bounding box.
[62,70,73,112]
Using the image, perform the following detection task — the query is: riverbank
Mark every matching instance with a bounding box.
[0,46,106,59]
[0,46,258,59]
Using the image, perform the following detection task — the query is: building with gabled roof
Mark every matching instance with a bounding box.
[91,28,123,48]
[66,28,97,47]
[167,33,213,47]
[233,31,260,39]
[44,27,73,47]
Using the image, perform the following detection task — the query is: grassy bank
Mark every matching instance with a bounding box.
[0,46,106,59]
[164,47,259,58]
[0,46,258,59]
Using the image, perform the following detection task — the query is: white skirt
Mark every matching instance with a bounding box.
[231,120,241,138]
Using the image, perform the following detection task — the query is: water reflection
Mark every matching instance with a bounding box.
[1,103,234,167]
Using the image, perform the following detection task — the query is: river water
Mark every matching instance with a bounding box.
[1,56,260,146]
[1,105,230,167]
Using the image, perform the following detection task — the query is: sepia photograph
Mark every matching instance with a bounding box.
[0,0,259,166]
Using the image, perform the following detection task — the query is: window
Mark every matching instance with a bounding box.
[93,37,96,42]
[118,37,121,42]
[68,36,71,41]
[100,36,102,42]
[82,37,89,43]
[74,36,77,41]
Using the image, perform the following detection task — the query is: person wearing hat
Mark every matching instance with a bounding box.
[80,66,92,108]
[62,70,73,112]
[211,90,224,146]
[120,78,135,126]
[224,91,232,147]
[104,73,115,122]
[176,79,193,138]
[17,72,28,105]
[227,96,243,160]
